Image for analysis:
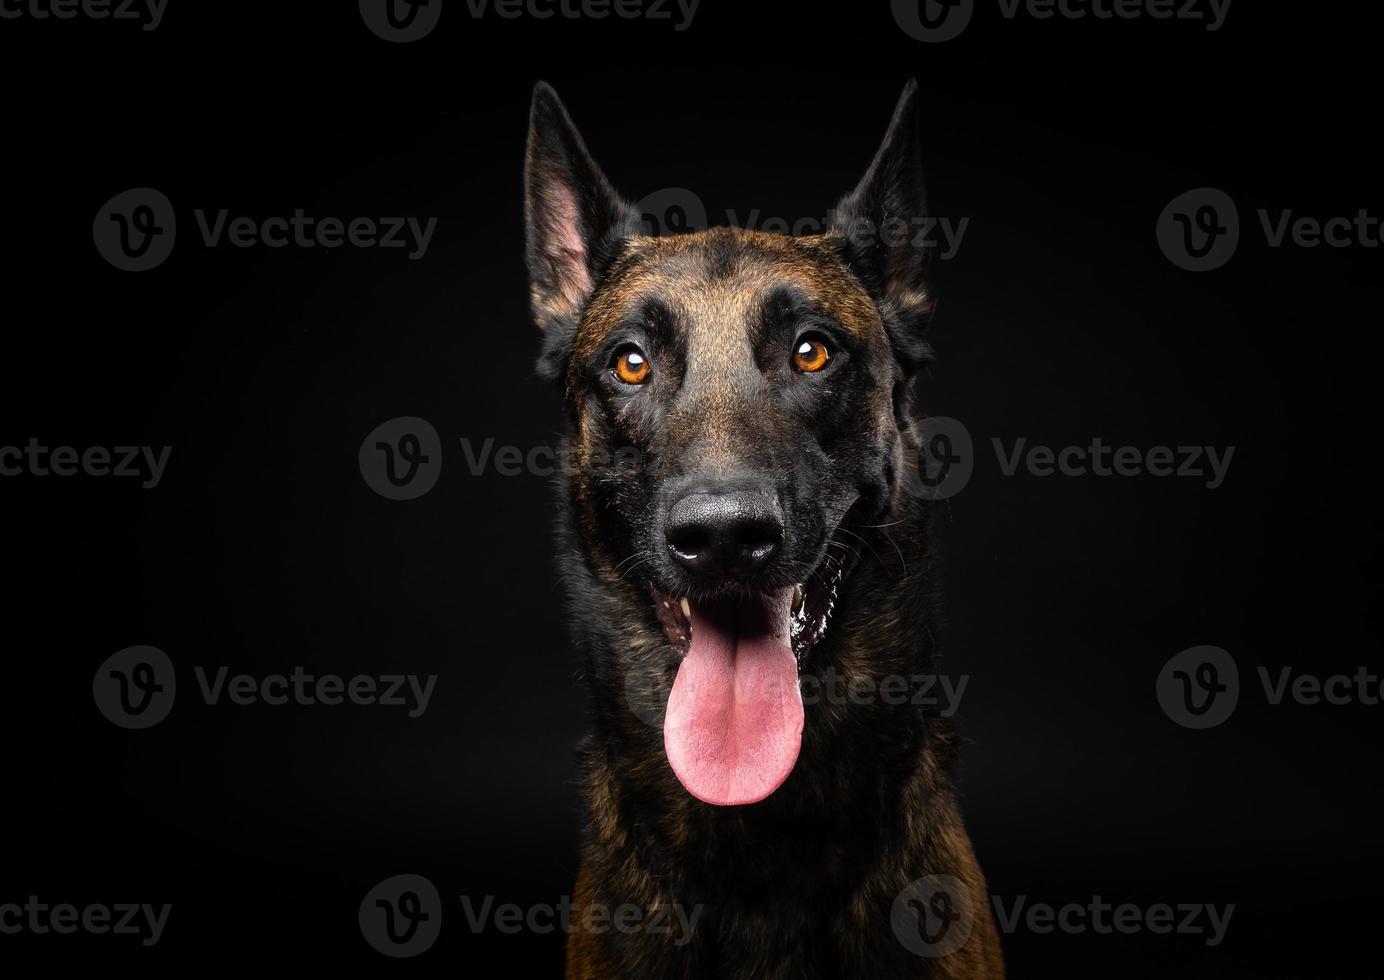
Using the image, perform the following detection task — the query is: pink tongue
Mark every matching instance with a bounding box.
[663,590,804,806]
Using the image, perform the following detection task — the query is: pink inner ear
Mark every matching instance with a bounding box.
[544,181,593,311]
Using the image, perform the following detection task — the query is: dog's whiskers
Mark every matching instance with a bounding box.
[620,557,657,580]
[838,525,907,581]
[615,550,657,581]
[824,540,859,563]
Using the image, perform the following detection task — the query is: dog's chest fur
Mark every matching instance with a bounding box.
[562,505,1001,978]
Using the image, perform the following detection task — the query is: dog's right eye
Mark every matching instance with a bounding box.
[792,333,833,374]
[612,345,652,385]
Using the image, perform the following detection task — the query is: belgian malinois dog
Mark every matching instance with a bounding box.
[523,80,1004,978]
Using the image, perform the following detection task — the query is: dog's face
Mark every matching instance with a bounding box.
[572,229,897,599]
[525,82,934,808]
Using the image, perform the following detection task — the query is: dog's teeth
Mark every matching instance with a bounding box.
[792,584,804,613]
[679,597,691,619]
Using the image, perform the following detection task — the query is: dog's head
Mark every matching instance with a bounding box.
[524,82,934,807]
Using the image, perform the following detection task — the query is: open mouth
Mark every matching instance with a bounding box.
[648,545,852,808]
[651,553,847,662]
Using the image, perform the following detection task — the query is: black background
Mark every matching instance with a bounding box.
[2,1,1380,975]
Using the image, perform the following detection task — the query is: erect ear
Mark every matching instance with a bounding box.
[524,81,641,381]
[830,79,935,371]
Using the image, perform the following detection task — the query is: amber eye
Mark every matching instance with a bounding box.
[792,335,832,373]
[613,346,651,385]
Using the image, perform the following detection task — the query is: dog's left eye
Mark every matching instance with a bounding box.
[612,345,652,385]
[792,334,833,373]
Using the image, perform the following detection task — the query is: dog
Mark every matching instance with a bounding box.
[523,79,1004,979]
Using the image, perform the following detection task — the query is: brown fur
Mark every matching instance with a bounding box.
[523,81,1003,979]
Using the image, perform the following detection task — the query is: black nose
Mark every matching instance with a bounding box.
[665,490,784,579]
